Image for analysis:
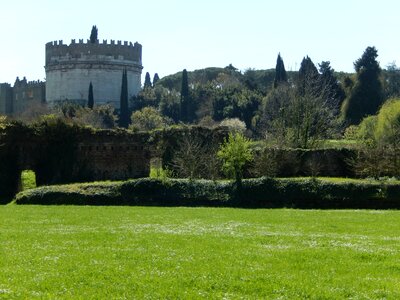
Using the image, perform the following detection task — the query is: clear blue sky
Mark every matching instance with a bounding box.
[0,0,399,84]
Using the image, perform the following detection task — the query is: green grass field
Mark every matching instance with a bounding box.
[1,206,400,299]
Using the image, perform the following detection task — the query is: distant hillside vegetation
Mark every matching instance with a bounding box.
[157,66,300,94]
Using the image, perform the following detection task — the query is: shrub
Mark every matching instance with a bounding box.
[356,115,377,142]
[374,98,400,146]
[14,177,400,209]
[14,182,124,205]
[149,166,173,182]
[218,132,253,185]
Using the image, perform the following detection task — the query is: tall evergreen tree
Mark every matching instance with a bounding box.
[297,56,319,96]
[90,25,98,43]
[153,73,160,86]
[144,72,152,89]
[88,82,94,109]
[342,46,383,125]
[273,53,288,88]
[119,69,130,128]
[180,69,190,122]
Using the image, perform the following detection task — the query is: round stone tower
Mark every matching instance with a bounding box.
[45,38,142,108]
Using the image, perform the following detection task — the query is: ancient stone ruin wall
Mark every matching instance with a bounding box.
[0,124,151,198]
[76,132,150,181]
[12,77,46,115]
[45,39,143,108]
[0,78,45,116]
[0,83,13,115]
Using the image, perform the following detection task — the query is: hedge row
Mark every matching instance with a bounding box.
[14,177,400,209]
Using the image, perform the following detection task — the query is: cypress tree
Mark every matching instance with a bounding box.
[153,73,160,86]
[298,56,319,80]
[342,46,383,124]
[90,25,98,43]
[180,69,190,122]
[144,72,152,89]
[119,69,130,128]
[297,56,319,96]
[88,82,94,109]
[273,53,288,88]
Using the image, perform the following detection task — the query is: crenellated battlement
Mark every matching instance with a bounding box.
[45,38,142,66]
[14,77,45,88]
[46,39,138,47]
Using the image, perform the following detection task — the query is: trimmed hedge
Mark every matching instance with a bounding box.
[14,177,400,209]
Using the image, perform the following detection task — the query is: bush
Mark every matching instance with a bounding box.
[374,98,400,145]
[120,178,232,206]
[14,182,124,205]
[14,177,400,209]
[351,100,400,177]
[218,132,253,184]
[357,115,377,142]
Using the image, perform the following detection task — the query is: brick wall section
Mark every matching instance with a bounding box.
[76,131,150,180]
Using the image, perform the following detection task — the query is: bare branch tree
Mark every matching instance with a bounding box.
[263,73,340,149]
[171,134,220,180]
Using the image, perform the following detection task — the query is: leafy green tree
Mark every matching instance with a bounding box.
[217,132,253,186]
[242,68,260,91]
[383,62,400,99]
[90,25,98,43]
[342,46,383,124]
[88,82,94,109]
[144,72,152,89]
[209,86,262,128]
[352,100,400,177]
[273,53,288,88]
[119,69,130,128]
[153,73,160,86]
[159,89,181,122]
[130,87,158,112]
[129,107,171,131]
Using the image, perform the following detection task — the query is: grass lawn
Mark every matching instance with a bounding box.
[1,206,400,299]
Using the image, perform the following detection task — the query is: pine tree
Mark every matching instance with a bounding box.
[342,46,383,125]
[90,25,98,43]
[273,53,288,88]
[153,73,160,86]
[88,82,94,109]
[144,72,152,89]
[119,69,130,128]
[180,69,190,122]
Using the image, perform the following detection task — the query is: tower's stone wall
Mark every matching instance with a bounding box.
[45,39,143,108]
